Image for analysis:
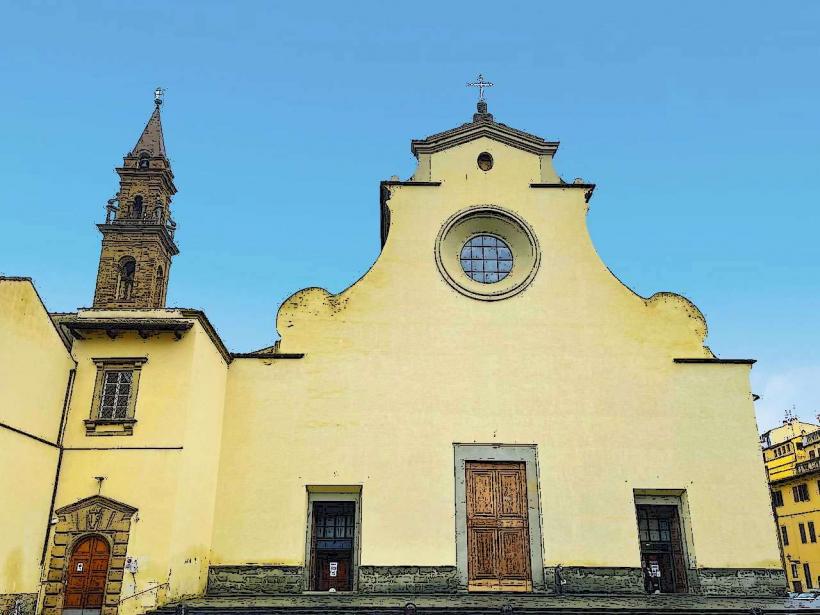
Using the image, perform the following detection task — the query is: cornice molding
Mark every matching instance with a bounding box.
[411,120,559,157]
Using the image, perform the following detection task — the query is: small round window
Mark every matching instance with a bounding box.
[460,234,513,284]
[477,152,493,171]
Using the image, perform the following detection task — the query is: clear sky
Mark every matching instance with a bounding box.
[1,1,817,433]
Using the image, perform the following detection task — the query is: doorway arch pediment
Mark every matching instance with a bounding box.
[44,495,138,615]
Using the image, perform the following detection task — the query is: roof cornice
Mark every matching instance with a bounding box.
[411,117,559,157]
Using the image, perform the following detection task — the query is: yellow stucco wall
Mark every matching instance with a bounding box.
[0,279,73,442]
[0,279,73,596]
[55,315,227,615]
[210,137,780,570]
[0,430,58,595]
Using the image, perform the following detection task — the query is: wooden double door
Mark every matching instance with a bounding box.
[466,461,532,592]
[64,535,110,613]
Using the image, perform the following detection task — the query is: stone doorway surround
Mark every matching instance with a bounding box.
[453,444,546,591]
[42,495,137,615]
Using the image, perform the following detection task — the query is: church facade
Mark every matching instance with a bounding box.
[0,93,784,615]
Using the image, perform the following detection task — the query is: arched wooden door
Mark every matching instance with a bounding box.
[64,535,110,613]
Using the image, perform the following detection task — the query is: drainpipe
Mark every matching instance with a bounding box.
[40,368,75,567]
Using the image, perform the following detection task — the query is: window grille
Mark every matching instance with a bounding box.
[99,370,133,419]
[460,235,513,284]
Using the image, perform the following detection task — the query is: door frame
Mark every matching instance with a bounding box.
[302,486,362,592]
[43,495,137,615]
[454,444,545,591]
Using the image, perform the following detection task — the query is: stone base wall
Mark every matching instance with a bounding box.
[204,564,786,597]
[206,566,304,595]
[695,568,787,597]
[546,566,644,594]
[0,593,37,615]
[358,566,458,593]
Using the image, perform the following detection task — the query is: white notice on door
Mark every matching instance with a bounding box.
[329,562,338,577]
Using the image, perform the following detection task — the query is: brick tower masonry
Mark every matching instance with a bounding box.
[92,94,178,308]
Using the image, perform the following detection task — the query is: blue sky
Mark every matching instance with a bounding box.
[1,1,818,432]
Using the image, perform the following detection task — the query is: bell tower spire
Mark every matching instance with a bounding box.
[92,88,179,309]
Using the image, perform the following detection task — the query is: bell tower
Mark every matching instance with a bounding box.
[92,88,179,309]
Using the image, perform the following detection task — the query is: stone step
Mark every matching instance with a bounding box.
[147,594,808,615]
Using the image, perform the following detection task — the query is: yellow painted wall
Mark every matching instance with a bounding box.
[0,279,73,442]
[0,279,73,597]
[0,430,58,595]
[210,137,780,570]
[771,474,820,591]
[56,314,227,615]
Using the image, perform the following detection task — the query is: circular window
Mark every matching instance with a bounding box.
[435,206,540,301]
[460,235,513,283]
[477,152,493,171]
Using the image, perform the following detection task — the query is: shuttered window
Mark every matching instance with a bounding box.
[794,484,810,503]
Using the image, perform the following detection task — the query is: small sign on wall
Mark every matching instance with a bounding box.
[329,562,338,577]
[125,556,139,573]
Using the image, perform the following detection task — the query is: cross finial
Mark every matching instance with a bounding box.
[467,73,493,102]
[154,87,165,106]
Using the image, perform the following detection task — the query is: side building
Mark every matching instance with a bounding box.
[763,416,820,593]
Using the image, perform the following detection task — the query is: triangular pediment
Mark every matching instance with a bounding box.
[411,108,559,157]
[55,494,138,516]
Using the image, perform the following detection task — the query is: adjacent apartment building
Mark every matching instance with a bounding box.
[763,416,820,592]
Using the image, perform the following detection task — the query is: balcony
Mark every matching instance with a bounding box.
[805,431,820,446]
[103,205,176,239]
[795,457,820,476]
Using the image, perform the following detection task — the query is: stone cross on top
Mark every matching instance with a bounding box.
[466,73,494,101]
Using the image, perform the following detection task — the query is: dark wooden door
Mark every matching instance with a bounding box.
[64,535,110,611]
[310,502,355,591]
[636,505,689,593]
[316,552,351,591]
[466,461,532,592]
